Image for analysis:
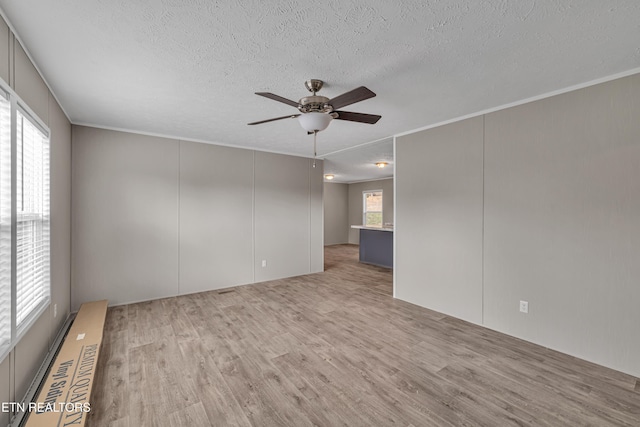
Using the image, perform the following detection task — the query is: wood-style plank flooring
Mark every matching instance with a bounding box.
[87,244,640,426]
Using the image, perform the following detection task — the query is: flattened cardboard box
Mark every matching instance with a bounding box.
[25,300,108,427]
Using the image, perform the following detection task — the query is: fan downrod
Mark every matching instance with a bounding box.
[305,79,324,95]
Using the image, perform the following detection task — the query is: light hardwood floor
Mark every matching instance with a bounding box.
[88,244,640,426]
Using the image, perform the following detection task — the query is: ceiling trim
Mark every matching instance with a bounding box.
[77,65,640,161]
[72,121,319,160]
[341,176,393,185]
[3,2,638,159]
[0,5,72,123]
[322,136,394,158]
[394,67,640,139]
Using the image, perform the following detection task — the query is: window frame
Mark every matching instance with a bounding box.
[0,86,11,359]
[362,190,383,228]
[14,104,51,340]
[0,78,51,363]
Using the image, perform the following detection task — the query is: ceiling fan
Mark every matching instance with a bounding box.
[248,79,381,133]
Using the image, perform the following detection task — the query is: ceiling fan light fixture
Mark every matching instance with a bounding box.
[375,162,388,168]
[324,174,335,180]
[298,112,332,132]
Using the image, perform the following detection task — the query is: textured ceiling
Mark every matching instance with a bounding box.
[1,1,639,169]
[324,138,393,183]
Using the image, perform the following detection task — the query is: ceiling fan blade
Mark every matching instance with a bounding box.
[334,111,381,124]
[248,114,300,125]
[255,92,299,108]
[329,86,376,110]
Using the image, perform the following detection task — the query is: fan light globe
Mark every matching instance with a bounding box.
[298,112,332,132]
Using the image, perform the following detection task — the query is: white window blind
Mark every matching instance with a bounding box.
[363,190,383,227]
[15,109,50,330]
[0,86,51,363]
[0,92,10,357]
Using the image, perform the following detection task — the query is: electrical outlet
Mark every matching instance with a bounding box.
[519,300,529,314]
[261,260,267,267]
[53,303,57,318]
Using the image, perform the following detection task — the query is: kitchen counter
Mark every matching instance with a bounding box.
[351,225,393,268]
[350,225,394,232]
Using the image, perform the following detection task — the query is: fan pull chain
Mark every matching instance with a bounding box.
[313,130,317,168]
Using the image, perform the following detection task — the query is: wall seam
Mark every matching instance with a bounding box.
[308,160,311,273]
[177,141,181,295]
[481,115,486,325]
[48,93,52,349]
[5,25,9,86]
[69,124,73,312]
[10,32,14,89]
[252,151,255,284]
[10,350,15,409]
[392,137,397,299]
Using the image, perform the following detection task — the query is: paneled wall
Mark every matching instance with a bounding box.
[395,73,640,377]
[395,117,484,324]
[323,182,349,245]
[71,127,180,306]
[482,75,640,376]
[0,14,72,425]
[254,151,323,282]
[178,142,253,294]
[71,126,323,308]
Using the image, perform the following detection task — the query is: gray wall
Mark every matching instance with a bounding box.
[71,126,323,309]
[323,182,349,245]
[255,151,324,281]
[0,14,72,425]
[395,117,484,324]
[71,127,179,307]
[179,142,253,294]
[395,73,640,377]
[348,178,394,244]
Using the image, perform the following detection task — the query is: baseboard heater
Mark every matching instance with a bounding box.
[9,300,108,427]
[8,313,75,427]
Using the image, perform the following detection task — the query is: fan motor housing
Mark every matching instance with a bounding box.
[298,96,332,113]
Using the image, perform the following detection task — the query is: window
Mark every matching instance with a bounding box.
[16,110,50,331]
[0,91,11,357]
[363,190,383,227]
[0,85,50,362]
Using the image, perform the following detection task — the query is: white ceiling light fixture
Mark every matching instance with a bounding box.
[375,162,388,168]
[324,174,335,180]
[298,112,333,132]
